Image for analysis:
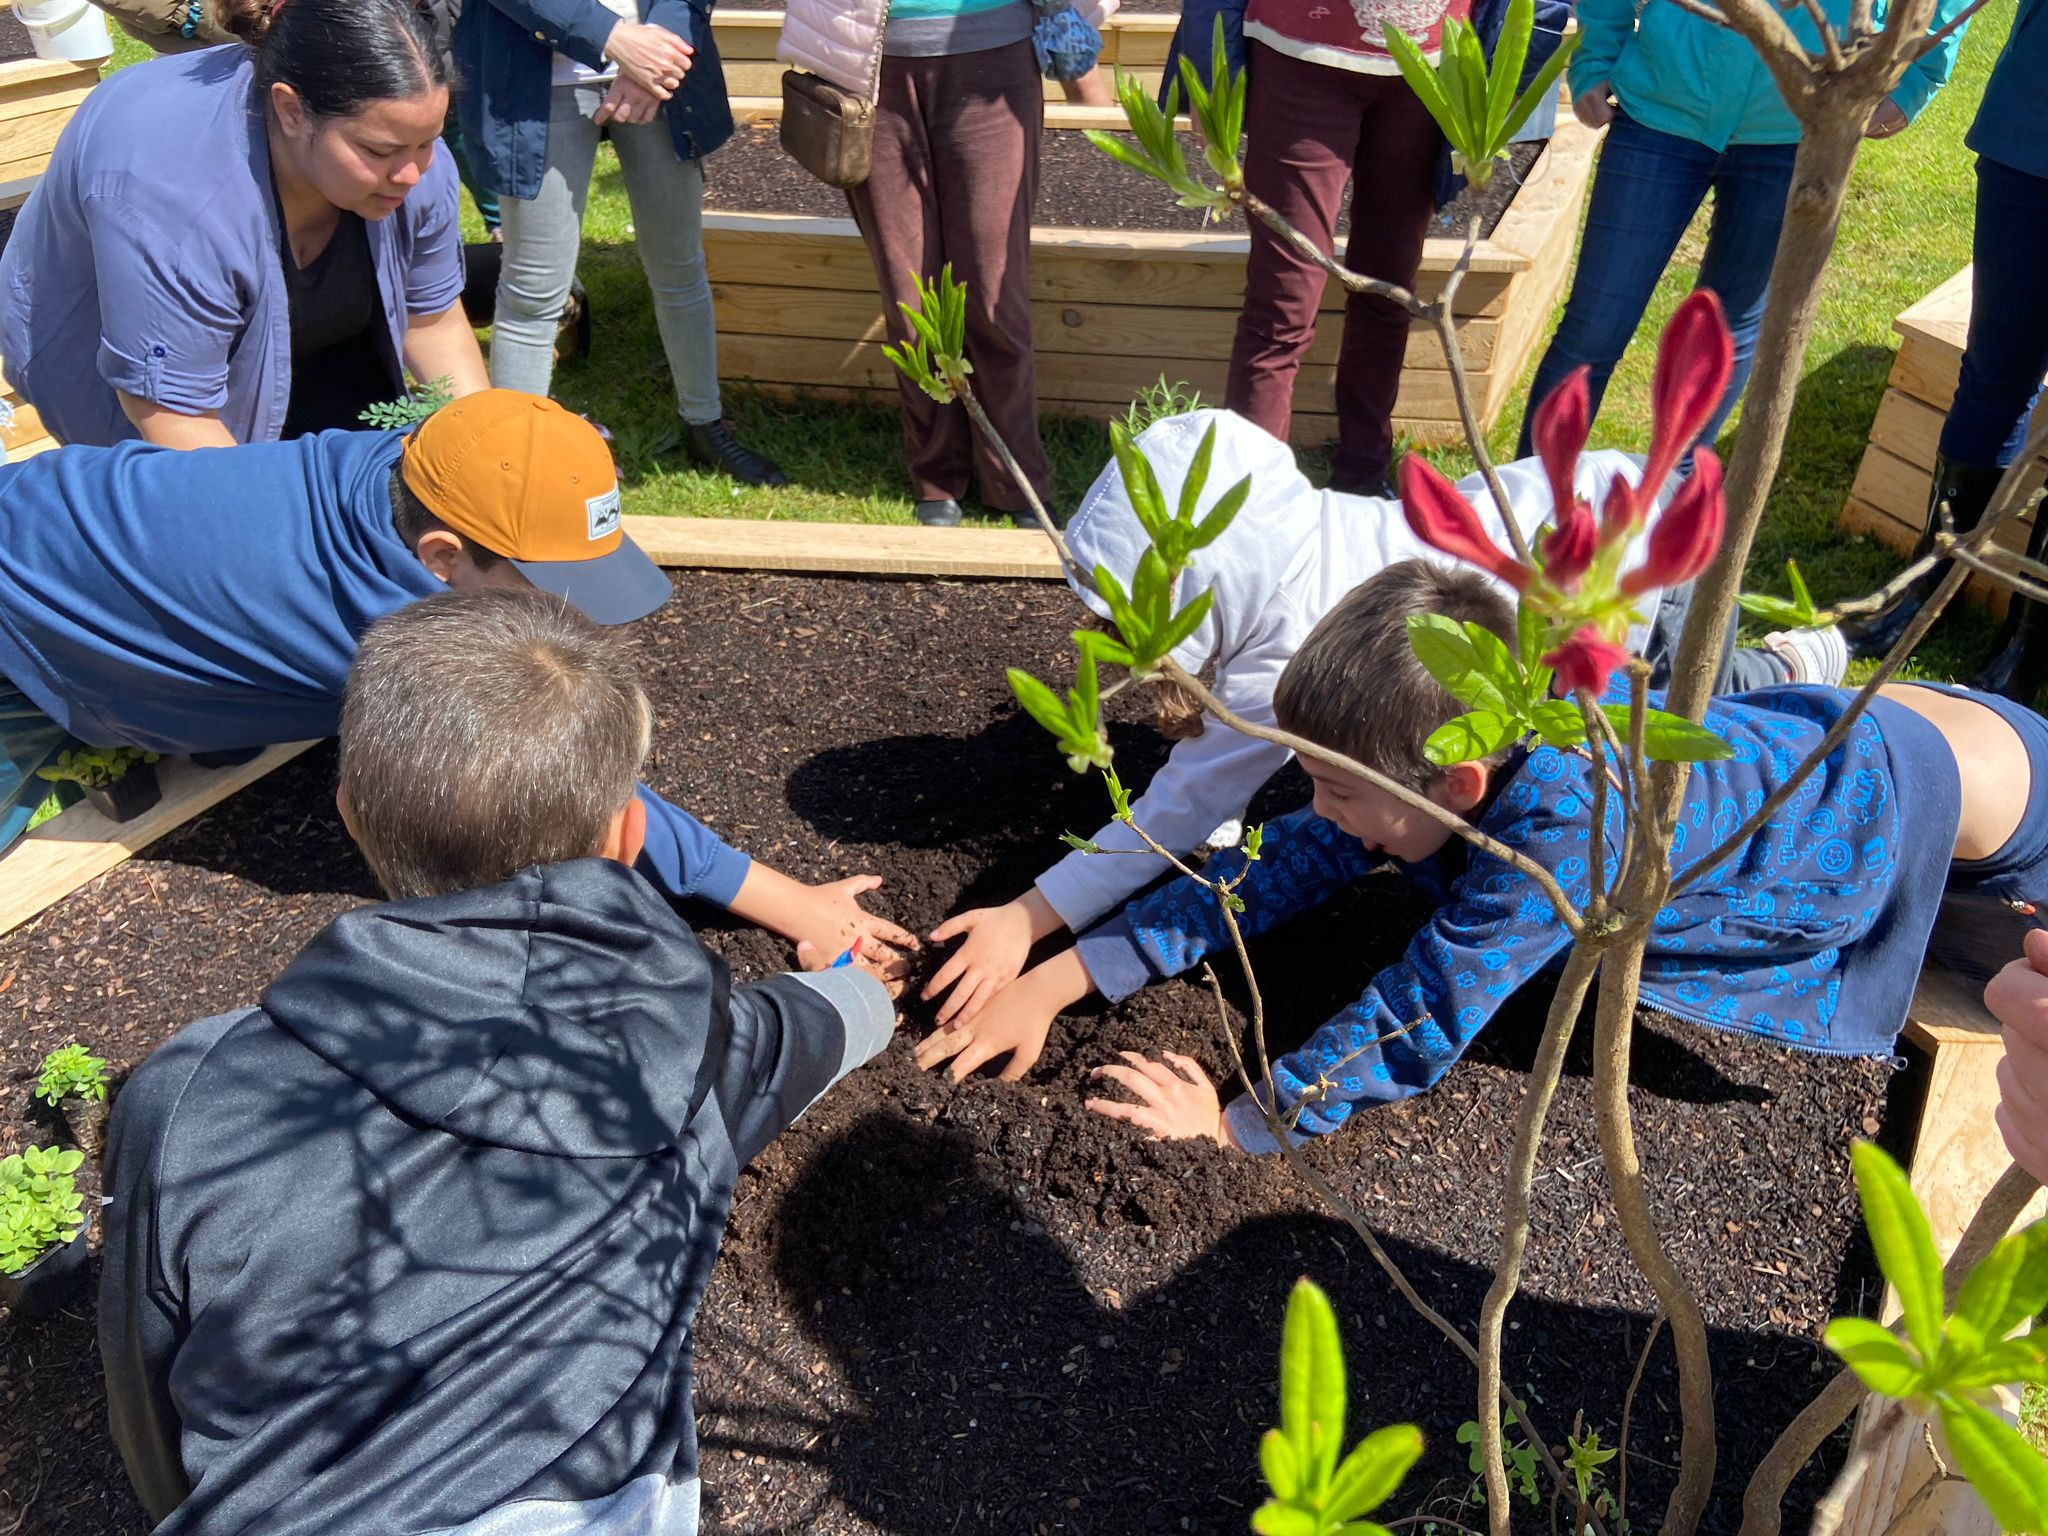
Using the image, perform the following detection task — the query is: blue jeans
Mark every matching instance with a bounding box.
[1938,155,2048,469]
[1,680,68,854]
[1517,112,1797,461]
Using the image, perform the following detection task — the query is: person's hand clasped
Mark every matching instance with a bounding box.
[1988,927,2048,1184]
[1863,98,1908,140]
[594,77,662,127]
[924,899,1040,1028]
[1085,1051,1233,1147]
[1573,86,1615,130]
[602,20,692,99]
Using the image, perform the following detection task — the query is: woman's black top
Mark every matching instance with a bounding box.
[279,212,403,440]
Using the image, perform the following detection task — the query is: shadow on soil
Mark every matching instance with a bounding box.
[746,1110,1850,1536]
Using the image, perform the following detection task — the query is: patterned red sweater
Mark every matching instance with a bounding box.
[1245,0,1469,72]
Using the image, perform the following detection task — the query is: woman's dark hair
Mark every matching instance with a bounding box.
[220,0,447,120]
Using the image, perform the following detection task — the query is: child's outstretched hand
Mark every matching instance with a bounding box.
[795,938,902,1022]
[914,950,1088,1081]
[1085,1051,1236,1149]
[924,890,1064,1028]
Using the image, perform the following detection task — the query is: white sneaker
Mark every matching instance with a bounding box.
[1203,817,1244,851]
[1764,624,1850,686]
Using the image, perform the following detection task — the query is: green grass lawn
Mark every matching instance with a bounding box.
[106,11,2020,671]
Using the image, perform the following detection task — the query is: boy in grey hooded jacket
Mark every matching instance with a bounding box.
[99,589,895,1536]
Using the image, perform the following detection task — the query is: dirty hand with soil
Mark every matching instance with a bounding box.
[915,946,1092,1082]
[725,864,920,997]
[922,887,1067,1027]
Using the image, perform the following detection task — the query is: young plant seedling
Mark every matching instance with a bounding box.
[357,375,456,432]
[0,1145,86,1275]
[36,744,158,791]
[35,1043,107,1108]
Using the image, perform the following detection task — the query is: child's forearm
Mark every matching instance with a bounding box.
[1025,946,1097,1013]
[1016,887,1069,943]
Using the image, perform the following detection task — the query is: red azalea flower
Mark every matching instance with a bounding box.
[1600,472,1638,543]
[1544,627,1632,697]
[1639,290,1735,502]
[1622,449,1726,596]
[1531,366,1591,521]
[1400,453,1532,590]
[1542,497,1598,588]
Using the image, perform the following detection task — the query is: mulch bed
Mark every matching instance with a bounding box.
[706,120,1544,241]
[0,574,1904,1535]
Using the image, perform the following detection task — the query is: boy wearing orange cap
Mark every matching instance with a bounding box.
[0,391,914,968]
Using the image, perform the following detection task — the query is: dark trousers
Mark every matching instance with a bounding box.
[1939,155,2048,469]
[1516,111,1795,461]
[847,42,1050,511]
[1226,41,1444,488]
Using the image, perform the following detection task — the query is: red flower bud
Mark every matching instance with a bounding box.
[1639,290,1734,503]
[1544,627,1632,698]
[1622,448,1726,597]
[1532,366,1591,524]
[1600,472,1638,543]
[1541,495,1598,589]
[1400,453,1532,590]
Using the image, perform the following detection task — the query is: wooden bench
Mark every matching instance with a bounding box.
[1842,268,2048,619]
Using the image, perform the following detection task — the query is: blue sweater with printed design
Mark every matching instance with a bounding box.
[1075,686,1961,1155]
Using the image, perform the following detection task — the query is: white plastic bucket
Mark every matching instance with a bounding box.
[15,0,112,63]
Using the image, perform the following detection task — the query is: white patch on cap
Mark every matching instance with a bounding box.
[586,486,622,541]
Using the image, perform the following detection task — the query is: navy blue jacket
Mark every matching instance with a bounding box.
[453,0,732,201]
[1079,686,1962,1153]
[1968,0,2047,182]
[100,859,893,1535]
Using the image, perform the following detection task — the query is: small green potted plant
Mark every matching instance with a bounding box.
[36,1043,111,1158]
[37,744,162,822]
[0,1145,88,1319]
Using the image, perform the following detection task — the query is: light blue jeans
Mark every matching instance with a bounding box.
[489,82,723,426]
[2,680,68,854]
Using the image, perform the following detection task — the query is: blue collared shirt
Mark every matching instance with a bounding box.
[0,47,465,447]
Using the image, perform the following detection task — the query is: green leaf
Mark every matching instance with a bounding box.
[1499,31,1577,148]
[1787,558,1814,615]
[1145,590,1215,668]
[1110,421,1171,548]
[1937,1336,2048,1393]
[1461,620,1528,710]
[1244,824,1265,861]
[1407,614,1510,713]
[1324,1423,1424,1523]
[1937,1397,2048,1535]
[1260,1428,1303,1503]
[1279,1279,1347,1491]
[1105,765,1133,820]
[1823,1317,1925,1399]
[1190,474,1251,554]
[1008,669,1075,740]
[1073,628,1136,671]
[1250,1504,1317,1536]
[1425,710,1518,766]
[1529,698,1586,749]
[1383,25,1459,143]
[1853,1141,1946,1361]
[1947,1225,2048,1353]
[1736,592,1812,628]
[1453,25,1491,160]
[1483,0,1533,152]
[1177,421,1218,531]
[1059,833,1101,855]
[1601,706,1737,763]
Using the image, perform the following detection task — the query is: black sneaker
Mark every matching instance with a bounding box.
[684,420,788,487]
[916,498,964,527]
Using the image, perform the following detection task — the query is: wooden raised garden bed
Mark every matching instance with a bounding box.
[699,11,1600,445]
[1842,267,2048,617]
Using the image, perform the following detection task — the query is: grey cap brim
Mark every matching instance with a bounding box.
[510,534,672,625]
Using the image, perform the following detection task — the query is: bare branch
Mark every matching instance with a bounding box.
[1577,690,1613,916]
[1156,658,1586,931]
[1737,1160,2043,1535]
[1808,1398,1908,1536]
[1796,0,1847,71]
[1618,1310,1667,1527]
[1909,0,1992,58]
[1951,545,2048,606]
[956,389,1081,576]
[1237,191,1425,312]
[1430,217,1533,568]
[1477,945,1604,1535]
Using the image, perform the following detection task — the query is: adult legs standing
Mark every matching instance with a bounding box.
[848,42,1048,519]
[1687,137,1797,446]
[1516,113,1715,459]
[490,86,603,398]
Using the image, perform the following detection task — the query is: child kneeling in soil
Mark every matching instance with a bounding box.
[919,559,2046,1154]
[98,589,897,1534]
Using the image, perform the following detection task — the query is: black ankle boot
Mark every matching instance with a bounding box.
[1970,502,2048,704]
[1843,453,2006,659]
[684,420,788,487]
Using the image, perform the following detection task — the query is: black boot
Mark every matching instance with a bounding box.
[1843,453,2005,659]
[1970,501,2048,704]
[684,419,788,487]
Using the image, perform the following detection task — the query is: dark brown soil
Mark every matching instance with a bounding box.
[707,120,1543,242]
[1,574,1903,1535]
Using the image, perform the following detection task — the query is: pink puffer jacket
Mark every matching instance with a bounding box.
[777,0,1120,99]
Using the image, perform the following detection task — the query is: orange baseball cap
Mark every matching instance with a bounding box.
[399,391,670,625]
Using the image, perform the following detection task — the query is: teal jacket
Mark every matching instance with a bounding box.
[1568,0,1972,150]
[1967,0,2046,180]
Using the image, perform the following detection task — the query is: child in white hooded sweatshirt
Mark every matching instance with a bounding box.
[919,408,1844,1040]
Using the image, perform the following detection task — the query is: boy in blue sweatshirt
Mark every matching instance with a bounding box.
[0,390,913,969]
[99,588,898,1536]
[919,560,2048,1154]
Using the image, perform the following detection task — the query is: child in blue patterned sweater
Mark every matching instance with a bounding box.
[916,559,2048,1154]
